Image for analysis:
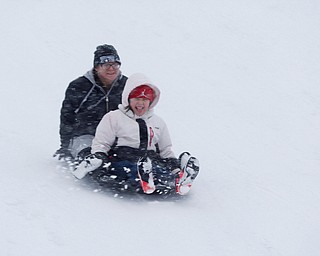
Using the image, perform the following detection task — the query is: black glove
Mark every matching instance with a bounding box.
[94,152,109,162]
[53,147,73,161]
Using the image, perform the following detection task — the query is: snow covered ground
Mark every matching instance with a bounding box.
[1,1,320,255]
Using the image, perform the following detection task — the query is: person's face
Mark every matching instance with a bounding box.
[95,62,120,83]
[129,98,151,116]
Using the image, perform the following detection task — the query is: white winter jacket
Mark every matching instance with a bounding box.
[91,73,176,159]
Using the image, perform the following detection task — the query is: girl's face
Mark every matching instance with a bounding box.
[129,98,151,116]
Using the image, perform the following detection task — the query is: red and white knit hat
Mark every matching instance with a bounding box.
[128,85,155,102]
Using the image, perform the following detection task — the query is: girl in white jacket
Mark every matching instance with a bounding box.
[73,73,199,195]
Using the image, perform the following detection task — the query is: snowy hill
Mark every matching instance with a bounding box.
[1,1,320,255]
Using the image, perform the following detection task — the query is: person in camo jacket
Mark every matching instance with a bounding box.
[54,44,127,164]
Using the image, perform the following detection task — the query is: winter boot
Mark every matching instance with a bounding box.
[176,152,200,195]
[137,156,156,194]
[72,154,103,179]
